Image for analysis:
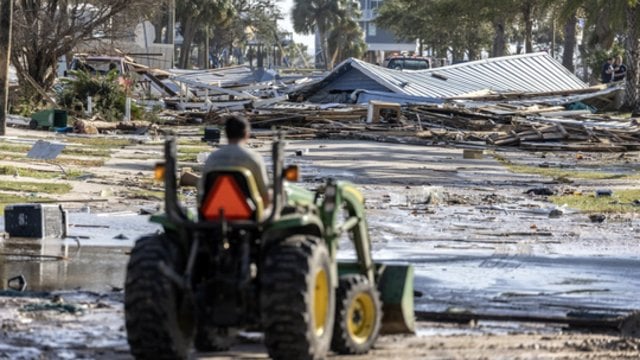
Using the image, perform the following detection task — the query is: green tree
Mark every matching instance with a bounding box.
[176,0,235,68]
[11,0,153,96]
[292,0,363,69]
[377,0,491,62]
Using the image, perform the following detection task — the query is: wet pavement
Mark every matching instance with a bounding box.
[1,139,640,358]
[0,212,158,292]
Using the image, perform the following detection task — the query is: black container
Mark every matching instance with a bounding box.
[202,127,221,143]
[5,204,67,238]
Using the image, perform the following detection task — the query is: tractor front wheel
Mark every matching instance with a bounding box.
[124,234,194,360]
[331,275,382,355]
[261,235,335,360]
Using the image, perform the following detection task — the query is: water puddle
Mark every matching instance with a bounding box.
[0,211,159,292]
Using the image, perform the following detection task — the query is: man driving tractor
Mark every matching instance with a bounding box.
[124,117,414,360]
[202,115,270,208]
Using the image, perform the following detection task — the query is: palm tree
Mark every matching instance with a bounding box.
[176,0,235,68]
[328,16,366,66]
[292,0,360,69]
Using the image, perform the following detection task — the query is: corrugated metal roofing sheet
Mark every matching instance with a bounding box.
[167,66,278,88]
[299,53,587,99]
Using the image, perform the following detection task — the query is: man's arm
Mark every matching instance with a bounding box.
[257,161,270,208]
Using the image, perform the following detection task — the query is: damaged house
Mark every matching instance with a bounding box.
[290,53,589,104]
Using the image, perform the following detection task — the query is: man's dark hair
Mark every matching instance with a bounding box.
[225,115,250,140]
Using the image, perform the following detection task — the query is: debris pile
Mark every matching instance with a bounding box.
[15,51,636,152]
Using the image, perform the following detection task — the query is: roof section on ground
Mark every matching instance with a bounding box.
[292,53,587,102]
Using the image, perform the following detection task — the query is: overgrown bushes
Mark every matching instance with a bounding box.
[57,70,142,121]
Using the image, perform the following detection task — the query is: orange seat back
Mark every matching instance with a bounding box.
[200,170,261,221]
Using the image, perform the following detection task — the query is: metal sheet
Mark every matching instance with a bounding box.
[27,140,65,160]
[296,53,588,101]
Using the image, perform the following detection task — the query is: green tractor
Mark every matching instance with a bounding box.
[124,137,415,359]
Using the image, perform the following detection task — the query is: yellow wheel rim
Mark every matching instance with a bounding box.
[313,269,329,336]
[347,292,376,344]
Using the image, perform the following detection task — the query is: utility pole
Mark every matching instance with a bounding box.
[0,0,13,136]
[167,0,175,68]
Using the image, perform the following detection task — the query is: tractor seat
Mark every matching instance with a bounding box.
[199,167,264,222]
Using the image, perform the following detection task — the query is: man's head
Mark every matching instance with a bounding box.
[225,115,251,144]
[607,57,614,63]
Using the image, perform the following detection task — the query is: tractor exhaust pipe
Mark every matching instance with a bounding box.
[267,134,284,223]
[164,138,188,223]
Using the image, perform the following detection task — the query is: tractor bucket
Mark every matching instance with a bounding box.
[337,262,416,334]
[377,264,416,334]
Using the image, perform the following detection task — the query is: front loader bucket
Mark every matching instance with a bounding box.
[378,264,415,334]
[337,262,415,334]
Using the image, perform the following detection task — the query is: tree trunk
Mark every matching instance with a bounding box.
[179,17,195,68]
[624,3,640,114]
[322,32,331,69]
[203,31,210,69]
[151,7,166,44]
[522,1,534,53]
[451,48,463,64]
[562,12,577,72]
[0,0,13,136]
[317,24,329,70]
[492,18,506,57]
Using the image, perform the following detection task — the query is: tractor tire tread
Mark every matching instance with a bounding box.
[331,274,383,355]
[125,234,192,360]
[261,235,334,360]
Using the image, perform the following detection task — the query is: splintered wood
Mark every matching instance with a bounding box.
[188,97,640,152]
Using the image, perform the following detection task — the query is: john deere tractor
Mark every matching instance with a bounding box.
[124,137,414,360]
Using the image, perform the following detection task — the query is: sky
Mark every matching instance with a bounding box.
[277,0,315,55]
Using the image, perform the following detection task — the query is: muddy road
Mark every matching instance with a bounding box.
[1,129,640,358]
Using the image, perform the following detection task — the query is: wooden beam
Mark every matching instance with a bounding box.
[0,0,13,136]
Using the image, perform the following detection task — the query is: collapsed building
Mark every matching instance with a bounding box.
[289,53,597,104]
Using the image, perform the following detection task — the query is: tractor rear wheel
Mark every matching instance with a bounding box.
[125,234,194,360]
[331,275,382,355]
[261,235,335,360]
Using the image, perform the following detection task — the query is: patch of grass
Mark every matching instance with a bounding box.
[0,153,105,167]
[0,143,30,153]
[179,146,211,154]
[506,164,627,180]
[0,180,72,194]
[65,137,134,148]
[178,139,206,147]
[0,152,26,160]
[177,154,198,162]
[551,189,640,213]
[0,141,110,157]
[50,158,105,167]
[117,154,160,160]
[493,153,630,180]
[0,194,53,215]
[0,165,88,179]
[62,147,111,157]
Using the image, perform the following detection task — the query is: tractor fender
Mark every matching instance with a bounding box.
[261,213,324,248]
[150,213,176,231]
